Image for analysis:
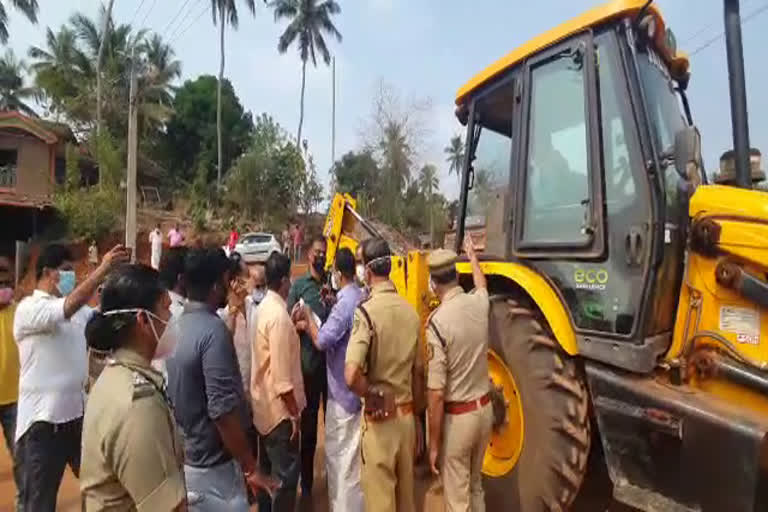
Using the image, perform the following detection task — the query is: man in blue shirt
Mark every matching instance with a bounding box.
[166,248,275,511]
[295,248,363,511]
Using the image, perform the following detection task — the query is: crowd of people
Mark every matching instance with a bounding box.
[0,227,494,512]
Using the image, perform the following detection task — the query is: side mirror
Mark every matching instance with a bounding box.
[674,126,703,189]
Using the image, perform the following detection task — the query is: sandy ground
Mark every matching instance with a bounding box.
[0,409,443,512]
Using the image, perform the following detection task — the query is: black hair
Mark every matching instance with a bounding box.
[431,268,457,285]
[36,244,73,280]
[228,251,245,277]
[85,264,164,351]
[159,246,188,291]
[335,248,355,279]
[184,248,230,302]
[362,238,391,277]
[265,251,291,291]
[305,234,327,251]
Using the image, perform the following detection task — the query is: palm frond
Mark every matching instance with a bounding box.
[11,0,39,24]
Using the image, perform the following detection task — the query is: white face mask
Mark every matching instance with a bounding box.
[154,317,179,360]
[331,271,340,291]
[103,308,175,361]
[251,288,266,304]
[355,264,366,284]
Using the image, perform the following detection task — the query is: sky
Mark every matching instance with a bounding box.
[5,0,768,201]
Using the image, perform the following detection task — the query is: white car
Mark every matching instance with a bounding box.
[234,232,282,263]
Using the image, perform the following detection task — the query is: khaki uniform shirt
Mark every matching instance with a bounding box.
[426,286,491,402]
[346,281,422,405]
[81,348,185,511]
[251,290,307,435]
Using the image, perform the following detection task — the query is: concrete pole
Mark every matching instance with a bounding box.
[125,56,138,262]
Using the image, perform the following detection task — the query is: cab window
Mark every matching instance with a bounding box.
[522,51,591,245]
[466,80,515,255]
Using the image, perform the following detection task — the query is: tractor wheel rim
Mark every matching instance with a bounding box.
[483,349,524,477]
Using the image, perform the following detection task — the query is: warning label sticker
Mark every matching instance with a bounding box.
[720,306,760,345]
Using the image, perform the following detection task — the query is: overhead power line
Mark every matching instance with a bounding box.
[129,0,148,26]
[690,1,768,56]
[167,0,205,41]
[138,0,159,28]
[162,0,194,36]
[680,0,757,45]
[170,3,211,44]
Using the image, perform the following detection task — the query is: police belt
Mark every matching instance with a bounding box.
[364,402,413,423]
[444,393,491,415]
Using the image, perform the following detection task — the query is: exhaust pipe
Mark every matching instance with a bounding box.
[724,0,752,189]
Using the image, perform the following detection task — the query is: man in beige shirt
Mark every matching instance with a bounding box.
[345,238,424,512]
[251,251,306,512]
[426,239,492,512]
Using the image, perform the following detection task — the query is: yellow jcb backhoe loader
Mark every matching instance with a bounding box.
[324,1,768,510]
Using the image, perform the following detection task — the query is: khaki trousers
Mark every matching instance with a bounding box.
[361,414,416,512]
[440,404,493,512]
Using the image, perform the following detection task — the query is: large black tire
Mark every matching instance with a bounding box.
[484,297,591,512]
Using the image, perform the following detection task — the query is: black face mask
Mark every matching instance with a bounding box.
[312,254,326,275]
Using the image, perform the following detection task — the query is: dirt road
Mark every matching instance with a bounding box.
[0,411,443,512]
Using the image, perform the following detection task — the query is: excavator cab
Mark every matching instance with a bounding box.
[456,0,696,371]
[452,1,768,510]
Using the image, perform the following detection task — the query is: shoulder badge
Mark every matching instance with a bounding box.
[352,313,361,336]
[131,371,156,400]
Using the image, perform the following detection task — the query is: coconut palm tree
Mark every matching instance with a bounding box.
[0,0,39,44]
[272,0,342,146]
[28,26,92,118]
[444,134,465,189]
[418,163,439,242]
[0,49,36,115]
[211,0,257,187]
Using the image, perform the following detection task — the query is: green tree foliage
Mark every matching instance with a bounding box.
[64,143,79,191]
[224,114,305,223]
[418,163,438,240]
[54,128,123,240]
[162,75,254,184]
[444,134,464,189]
[0,0,38,44]
[300,153,324,215]
[0,49,35,115]
[330,150,380,217]
[272,0,342,145]
[29,9,180,139]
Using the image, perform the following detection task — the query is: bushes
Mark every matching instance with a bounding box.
[54,187,122,240]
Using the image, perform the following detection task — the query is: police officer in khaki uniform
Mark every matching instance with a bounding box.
[80,265,187,511]
[426,238,493,512]
[345,238,424,512]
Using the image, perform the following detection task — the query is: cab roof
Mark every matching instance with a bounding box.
[455,0,689,105]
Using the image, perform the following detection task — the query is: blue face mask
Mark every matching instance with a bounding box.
[57,270,76,296]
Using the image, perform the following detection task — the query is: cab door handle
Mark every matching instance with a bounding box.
[625,227,644,266]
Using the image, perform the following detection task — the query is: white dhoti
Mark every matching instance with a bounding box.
[325,398,364,512]
[150,246,161,270]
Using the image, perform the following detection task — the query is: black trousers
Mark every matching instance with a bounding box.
[300,365,327,496]
[257,419,301,512]
[15,417,82,512]
[0,402,21,511]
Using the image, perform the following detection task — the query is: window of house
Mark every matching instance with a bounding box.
[0,150,17,188]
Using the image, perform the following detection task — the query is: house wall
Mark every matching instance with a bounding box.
[0,134,52,197]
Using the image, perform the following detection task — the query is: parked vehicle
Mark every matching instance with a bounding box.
[234,232,282,263]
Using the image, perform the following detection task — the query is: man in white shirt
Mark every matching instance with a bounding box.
[13,243,128,512]
[149,224,163,270]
